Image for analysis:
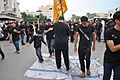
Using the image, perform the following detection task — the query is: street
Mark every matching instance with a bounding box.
[0,40,105,80]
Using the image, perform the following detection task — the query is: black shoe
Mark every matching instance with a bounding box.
[16,51,20,54]
[22,43,25,45]
[10,42,12,43]
[57,67,61,70]
[39,59,44,63]
[66,68,69,71]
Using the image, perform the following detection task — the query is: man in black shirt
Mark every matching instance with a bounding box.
[74,16,96,77]
[103,11,120,80]
[95,20,102,42]
[7,22,21,54]
[44,19,55,57]
[19,21,26,45]
[24,22,30,43]
[68,21,75,43]
[6,23,13,43]
[53,16,70,71]
[38,22,45,39]
[29,22,34,38]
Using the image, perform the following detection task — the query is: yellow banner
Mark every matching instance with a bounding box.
[53,0,67,21]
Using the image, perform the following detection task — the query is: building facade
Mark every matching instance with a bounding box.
[37,5,53,20]
[0,0,21,20]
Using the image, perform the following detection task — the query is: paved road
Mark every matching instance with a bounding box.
[0,40,105,80]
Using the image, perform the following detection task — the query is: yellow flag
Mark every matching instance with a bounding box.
[53,0,67,21]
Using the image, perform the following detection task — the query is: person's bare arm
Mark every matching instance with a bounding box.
[6,33,10,40]
[92,32,96,51]
[44,28,53,34]
[74,32,79,52]
[106,40,120,52]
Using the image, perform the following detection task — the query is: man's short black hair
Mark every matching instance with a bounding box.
[46,19,51,22]
[36,30,42,34]
[113,11,120,21]
[81,16,88,22]
[58,16,64,20]
[20,21,23,24]
[30,22,34,24]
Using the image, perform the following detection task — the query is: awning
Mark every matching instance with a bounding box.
[0,14,21,20]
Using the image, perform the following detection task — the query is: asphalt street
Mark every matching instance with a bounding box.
[0,40,105,80]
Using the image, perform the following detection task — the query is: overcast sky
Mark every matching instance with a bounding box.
[17,0,120,18]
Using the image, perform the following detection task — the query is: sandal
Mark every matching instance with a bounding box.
[80,73,85,78]
[86,70,91,75]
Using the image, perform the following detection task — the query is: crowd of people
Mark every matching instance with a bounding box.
[0,11,120,79]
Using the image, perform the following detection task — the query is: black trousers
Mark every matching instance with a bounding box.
[97,32,101,42]
[78,47,91,73]
[0,47,5,59]
[55,49,69,70]
[70,31,74,42]
[25,31,30,42]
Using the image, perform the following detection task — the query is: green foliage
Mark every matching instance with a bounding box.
[21,12,27,19]
[20,12,46,22]
[86,13,97,19]
[38,13,47,21]
[71,14,81,21]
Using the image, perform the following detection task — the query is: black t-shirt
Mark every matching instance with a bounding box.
[24,24,29,33]
[10,27,20,41]
[7,25,13,33]
[29,35,46,48]
[19,24,25,34]
[69,23,75,32]
[29,25,34,32]
[95,22,102,33]
[104,28,120,65]
[45,25,54,39]
[73,23,80,32]
[40,25,45,33]
[53,22,70,49]
[76,24,95,49]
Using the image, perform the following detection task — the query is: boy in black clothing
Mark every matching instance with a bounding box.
[29,31,47,63]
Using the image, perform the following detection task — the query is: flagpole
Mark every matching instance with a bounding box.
[60,0,64,19]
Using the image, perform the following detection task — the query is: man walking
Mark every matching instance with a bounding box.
[44,19,55,57]
[6,22,21,54]
[19,21,26,45]
[103,11,120,80]
[95,20,102,42]
[53,16,70,71]
[74,16,96,77]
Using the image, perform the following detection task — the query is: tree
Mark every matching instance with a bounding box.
[37,13,46,21]
[86,13,97,19]
[71,14,76,21]
[71,14,81,21]
[21,12,46,21]
[21,12,27,20]
[76,16,81,21]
